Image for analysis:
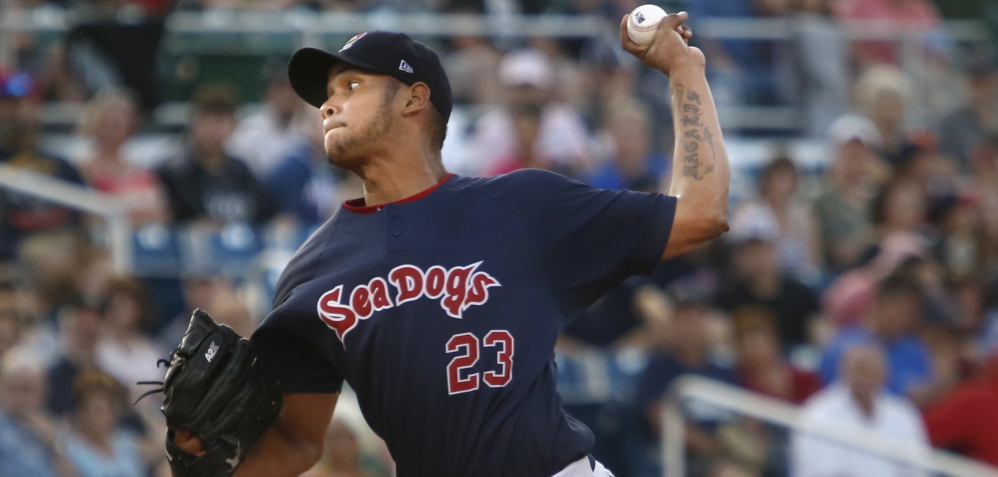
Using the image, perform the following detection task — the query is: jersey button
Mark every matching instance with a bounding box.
[392,230,402,236]
[388,209,399,217]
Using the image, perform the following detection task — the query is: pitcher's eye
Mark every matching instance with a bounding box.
[348,81,359,91]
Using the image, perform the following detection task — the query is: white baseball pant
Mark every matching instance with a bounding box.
[551,456,615,477]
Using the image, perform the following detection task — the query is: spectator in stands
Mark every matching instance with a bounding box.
[0,350,75,477]
[560,277,666,350]
[94,276,165,404]
[156,270,235,351]
[442,34,502,107]
[77,87,168,225]
[228,73,309,179]
[891,137,961,204]
[157,86,278,226]
[792,344,929,477]
[437,35,502,176]
[917,323,965,404]
[471,49,594,176]
[577,39,639,136]
[635,283,737,476]
[812,115,885,272]
[743,155,820,281]
[302,417,391,477]
[938,53,998,172]
[822,231,928,327]
[265,109,341,232]
[820,274,933,397]
[60,370,148,477]
[924,352,998,467]
[949,274,998,356]
[562,242,724,351]
[483,103,550,175]
[893,256,959,327]
[872,179,927,234]
[0,264,42,351]
[953,276,998,362]
[71,249,116,309]
[733,306,822,404]
[714,205,821,351]
[13,232,88,363]
[0,70,86,260]
[207,290,256,338]
[46,298,103,416]
[855,66,919,166]
[585,101,665,193]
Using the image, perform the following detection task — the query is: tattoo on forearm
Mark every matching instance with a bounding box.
[686,90,702,105]
[673,83,715,181]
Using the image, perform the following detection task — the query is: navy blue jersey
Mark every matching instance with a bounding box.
[252,169,676,477]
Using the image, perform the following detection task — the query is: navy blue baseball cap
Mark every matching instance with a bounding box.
[288,31,452,120]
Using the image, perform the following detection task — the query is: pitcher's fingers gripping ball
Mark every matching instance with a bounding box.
[620,10,696,76]
[626,4,693,46]
[143,310,283,477]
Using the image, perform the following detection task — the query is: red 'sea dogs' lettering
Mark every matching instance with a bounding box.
[317,262,501,342]
[316,286,356,342]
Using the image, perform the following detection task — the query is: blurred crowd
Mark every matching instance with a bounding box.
[2,0,998,476]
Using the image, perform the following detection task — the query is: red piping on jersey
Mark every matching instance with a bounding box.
[342,173,454,215]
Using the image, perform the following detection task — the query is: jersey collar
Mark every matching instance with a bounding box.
[343,173,454,215]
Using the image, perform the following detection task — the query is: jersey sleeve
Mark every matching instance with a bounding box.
[251,306,344,394]
[483,169,676,313]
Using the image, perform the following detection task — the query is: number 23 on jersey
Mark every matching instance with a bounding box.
[446,330,514,395]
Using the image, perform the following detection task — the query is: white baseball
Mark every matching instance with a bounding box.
[627,4,668,46]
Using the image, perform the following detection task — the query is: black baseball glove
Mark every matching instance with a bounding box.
[141,309,283,477]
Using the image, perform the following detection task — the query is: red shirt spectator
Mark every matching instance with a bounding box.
[732,306,822,404]
[924,354,998,466]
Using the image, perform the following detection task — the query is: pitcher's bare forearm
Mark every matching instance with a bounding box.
[668,69,728,206]
[660,66,730,259]
[671,83,712,181]
[618,12,730,260]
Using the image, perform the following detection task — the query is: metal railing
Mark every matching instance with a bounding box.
[0,164,133,272]
[663,376,998,477]
[0,10,991,132]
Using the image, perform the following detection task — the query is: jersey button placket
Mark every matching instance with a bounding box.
[386,205,406,252]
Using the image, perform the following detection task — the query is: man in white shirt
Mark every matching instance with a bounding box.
[227,74,308,179]
[792,344,928,477]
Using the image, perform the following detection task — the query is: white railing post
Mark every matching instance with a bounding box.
[663,392,686,477]
[0,164,133,273]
